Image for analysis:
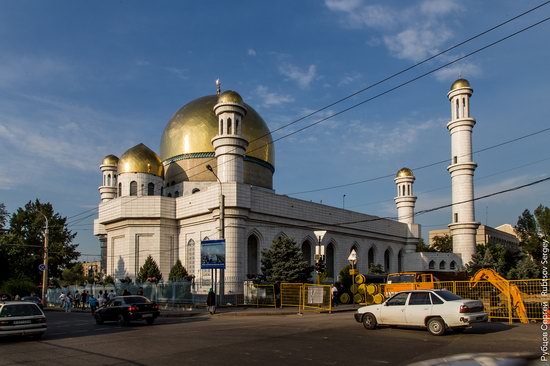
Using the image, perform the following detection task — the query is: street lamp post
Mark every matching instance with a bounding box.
[313,230,327,285]
[206,164,225,304]
[348,249,357,308]
[38,212,49,307]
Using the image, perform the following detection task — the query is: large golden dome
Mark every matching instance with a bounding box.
[160,95,274,186]
[450,78,471,91]
[396,167,414,178]
[118,143,164,177]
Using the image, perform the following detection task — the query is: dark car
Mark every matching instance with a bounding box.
[0,301,47,339]
[21,296,43,309]
[94,296,160,326]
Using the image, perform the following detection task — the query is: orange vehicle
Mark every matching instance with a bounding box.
[384,272,435,297]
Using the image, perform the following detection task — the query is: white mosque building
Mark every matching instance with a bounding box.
[93,79,476,290]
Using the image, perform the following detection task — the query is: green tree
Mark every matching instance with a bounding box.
[431,234,453,253]
[261,237,313,283]
[515,205,549,262]
[465,242,522,277]
[0,203,7,231]
[61,263,85,286]
[416,238,435,252]
[168,259,188,281]
[137,255,163,283]
[368,264,385,275]
[0,200,79,286]
[103,275,115,285]
[338,265,353,289]
[507,256,541,279]
[0,277,36,297]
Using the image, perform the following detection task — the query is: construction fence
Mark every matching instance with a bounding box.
[280,283,333,312]
[349,279,544,323]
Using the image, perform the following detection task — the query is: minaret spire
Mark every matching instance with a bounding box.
[216,78,221,96]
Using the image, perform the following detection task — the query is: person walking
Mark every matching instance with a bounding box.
[81,290,88,310]
[332,284,339,307]
[98,290,105,307]
[88,294,98,315]
[206,288,216,315]
[64,292,73,312]
[74,290,81,309]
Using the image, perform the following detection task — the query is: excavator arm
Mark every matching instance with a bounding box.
[470,269,528,324]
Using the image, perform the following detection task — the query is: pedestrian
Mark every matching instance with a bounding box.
[332,284,339,307]
[64,292,73,312]
[206,288,216,315]
[74,290,81,309]
[98,290,105,307]
[108,290,115,301]
[88,294,98,315]
[81,290,88,310]
[58,292,66,308]
[14,294,20,301]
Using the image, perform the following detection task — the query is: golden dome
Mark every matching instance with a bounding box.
[450,78,471,91]
[102,154,119,166]
[160,95,274,167]
[217,90,244,105]
[118,143,164,177]
[396,167,414,178]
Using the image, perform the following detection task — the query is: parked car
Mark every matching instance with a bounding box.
[94,296,160,326]
[0,301,47,339]
[21,296,43,309]
[354,289,488,336]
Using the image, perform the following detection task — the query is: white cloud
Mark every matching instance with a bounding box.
[255,85,294,108]
[248,48,257,56]
[434,60,481,81]
[165,67,188,80]
[325,0,362,13]
[278,63,317,88]
[338,73,362,86]
[420,0,461,16]
[383,26,453,62]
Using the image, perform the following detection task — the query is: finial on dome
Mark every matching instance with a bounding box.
[216,78,221,96]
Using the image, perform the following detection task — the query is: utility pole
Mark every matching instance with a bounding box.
[206,164,225,304]
[39,212,49,308]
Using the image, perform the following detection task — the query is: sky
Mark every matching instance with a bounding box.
[0,0,549,261]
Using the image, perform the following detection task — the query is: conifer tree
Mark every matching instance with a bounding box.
[137,255,163,283]
[168,259,188,281]
[260,236,312,283]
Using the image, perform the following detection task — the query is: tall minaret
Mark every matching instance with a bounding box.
[212,90,249,183]
[99,155,119,202]
[394,167,417,225]
[447,78,480,264]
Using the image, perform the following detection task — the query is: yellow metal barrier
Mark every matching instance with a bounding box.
[302,284,332,312]
[243,282,276,307]
[280,283,303,308]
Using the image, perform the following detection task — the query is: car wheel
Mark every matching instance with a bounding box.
[95,314,104,325]
[427,317,446,336]
[362,313,377,330]
[117,314,128,327]
[145,318,155,325]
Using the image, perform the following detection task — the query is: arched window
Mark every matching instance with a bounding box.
[456,99,460,118]
[450,261,456,270]
[326,243,335,278]
[227,118,232,134]
[247,235,258,276]
[402,185,405,196]
[429,260,435,270]
[186,239,195,277]
[192,188,200,194]
[203,236,209,241]
[439,261,446,270]
[398,250,404,272]
[103,175,106,186]
[407,184,410,195]
[141,184,144,195]
[220,119,223,135]
[118,182,122,197]
[236,118,239,134]
[130,181,137,196]
[160,187,163,196]
[148,182,154,196]
[368,247,374,270]
[301,240,312,265]
[174,191,180,197]
[113,175,117,184]
[107,174,111,186]
[384,249,391,272]
[167,193,172,198]
[462,98,466,117]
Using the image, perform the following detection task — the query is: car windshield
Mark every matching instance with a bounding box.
[388,274,415,283]
[434,290,462,301]
[124,296,150,304]
[0,304,43,317]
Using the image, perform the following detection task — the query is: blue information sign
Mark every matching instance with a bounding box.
[200,239,226,269]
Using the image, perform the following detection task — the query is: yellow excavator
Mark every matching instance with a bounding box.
[469,268,528,324]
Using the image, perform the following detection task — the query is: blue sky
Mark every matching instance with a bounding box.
[1,0,549,260]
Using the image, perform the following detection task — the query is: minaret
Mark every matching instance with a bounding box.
[99,155,119,202]
[211,90,249,183]
[447,78,480,264]
[394,167,417,225]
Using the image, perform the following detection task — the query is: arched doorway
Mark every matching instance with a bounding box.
[384,249,392,273]
[326,243,335,278]
[301,240,312,265]
[247,235,259,276]
[367,247,375,271]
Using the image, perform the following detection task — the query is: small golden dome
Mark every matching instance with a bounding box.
[450,78,471,91]
[396,167,414,178]
[102,154,119,166]
[217,90,244,105]
[118,143,164,177]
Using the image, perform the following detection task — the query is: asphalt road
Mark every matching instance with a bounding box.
[0,311,540,365]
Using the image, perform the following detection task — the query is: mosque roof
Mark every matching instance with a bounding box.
[217,90,244,105]
[102,154,119,166]
[450,78,471,91]
[396,167,414,178]
[118,143,164,177]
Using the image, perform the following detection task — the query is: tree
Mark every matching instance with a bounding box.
[515,205,549,262]
[431,234,453,253]
[338,265,353,290]
[368,264,385,275]
[0,203,7,231]
[137,255,163,283]
[507,256,541,279]
[465,242,522,277]
[261,237,313,283]
[0,200,79,286]
[61,263,85,286]
[168,260,188,281]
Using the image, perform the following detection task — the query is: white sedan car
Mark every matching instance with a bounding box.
[354,289,488,336]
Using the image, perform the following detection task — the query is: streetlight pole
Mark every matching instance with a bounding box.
[206,164,224,304]
[313,231,327,285]
[39,212,49,307]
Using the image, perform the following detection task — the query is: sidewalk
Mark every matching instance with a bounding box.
[44,304,358,318]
